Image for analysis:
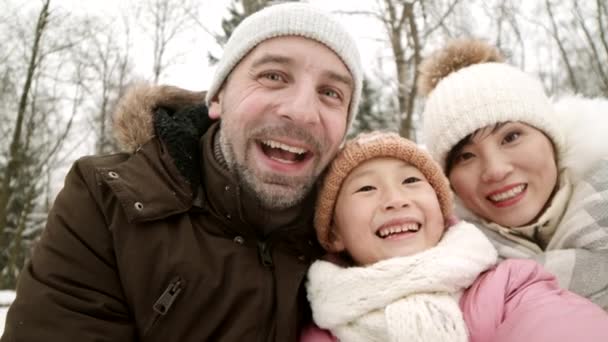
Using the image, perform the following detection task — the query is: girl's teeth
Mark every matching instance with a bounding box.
[377,223,420,238]
[489,184,525,202]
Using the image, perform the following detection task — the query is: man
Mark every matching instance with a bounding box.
[1,3,362,341]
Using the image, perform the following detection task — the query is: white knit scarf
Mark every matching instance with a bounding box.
[306,221,498,342]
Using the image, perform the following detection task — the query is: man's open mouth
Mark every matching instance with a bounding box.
[259,139,312,164]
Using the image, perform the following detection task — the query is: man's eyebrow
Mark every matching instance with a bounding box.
[325,70,353,88]
[251,54,292,68]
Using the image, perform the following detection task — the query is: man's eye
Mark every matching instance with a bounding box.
[262,72,283,82]
[321,89,340,99]
[403,177,420,184]
[503,131,521,144]
[355,185,375,193]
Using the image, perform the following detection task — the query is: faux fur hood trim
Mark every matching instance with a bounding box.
[113,82,207,153]
[553,94,608,184]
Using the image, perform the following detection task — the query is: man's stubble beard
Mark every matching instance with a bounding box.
[218,122,318,211]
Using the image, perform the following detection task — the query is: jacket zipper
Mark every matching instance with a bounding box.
[144,276,184,336]
[257,237,276,342]
[257,239,274,268]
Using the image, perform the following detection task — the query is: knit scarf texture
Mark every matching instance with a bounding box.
[306,221,497,342]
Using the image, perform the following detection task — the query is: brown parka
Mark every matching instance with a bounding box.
[1,84,324,342]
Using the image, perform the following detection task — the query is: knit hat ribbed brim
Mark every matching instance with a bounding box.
[205,2,363,131]
[315,131,453,252]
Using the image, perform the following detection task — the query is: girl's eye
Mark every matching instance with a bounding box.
[503,131,521,144]
[403,177,420,184]
[355,185,375,193]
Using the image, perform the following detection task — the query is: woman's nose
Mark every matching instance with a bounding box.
[480,154,513,183]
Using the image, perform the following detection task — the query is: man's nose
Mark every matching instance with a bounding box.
[480,154,513,183]
[278,86,321,125]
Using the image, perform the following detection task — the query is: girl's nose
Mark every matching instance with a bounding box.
[382,188,411,211]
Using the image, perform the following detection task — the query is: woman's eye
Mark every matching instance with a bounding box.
[454,151,475,165]
[403,177,420,184]
[355,185,375,193]
[503,131,521,144]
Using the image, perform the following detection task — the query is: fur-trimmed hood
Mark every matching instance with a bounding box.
[112,83,207,153]
[552,94,608,184]
[111,82,214,192]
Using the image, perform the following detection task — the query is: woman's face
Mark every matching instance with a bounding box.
[448,122,558,227]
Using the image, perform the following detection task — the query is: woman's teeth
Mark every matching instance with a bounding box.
[489,184,525,202]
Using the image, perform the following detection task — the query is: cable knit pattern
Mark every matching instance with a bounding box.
[306,222,497,342]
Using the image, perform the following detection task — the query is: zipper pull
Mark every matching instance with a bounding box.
[153,277,184,315]
[257,240,274,268]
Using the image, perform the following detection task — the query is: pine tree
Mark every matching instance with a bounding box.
[348,77,397,138]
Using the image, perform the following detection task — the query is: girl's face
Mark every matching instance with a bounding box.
[329,157,445,266]
[448,122,558,227]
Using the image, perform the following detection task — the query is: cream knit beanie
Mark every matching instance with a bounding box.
[419,38,565,171]
[205,2,363,130]
[315,131,453,252]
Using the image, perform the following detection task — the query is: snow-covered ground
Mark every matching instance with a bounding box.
[0,290,16,336]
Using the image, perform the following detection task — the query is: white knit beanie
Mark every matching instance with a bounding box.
[205,2,363,130]
[420,39,565,171]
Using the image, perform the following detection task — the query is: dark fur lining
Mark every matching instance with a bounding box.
[153,104,213,196]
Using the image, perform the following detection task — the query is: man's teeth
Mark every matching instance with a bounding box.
[262,140,306,154]
[377,223,420,238]
[489,184,525,202]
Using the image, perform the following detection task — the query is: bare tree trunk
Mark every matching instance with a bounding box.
[401,2,421,140]
[595,0,608,56]
[6,185,36,286]
[545,0,579,92]
[382,0,411,139]
[573,0,608,93]
[0,0,50,245]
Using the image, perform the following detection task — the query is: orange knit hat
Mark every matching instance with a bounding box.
[314,131,454,251]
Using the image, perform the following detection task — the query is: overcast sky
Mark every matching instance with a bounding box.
[54,0,387,91]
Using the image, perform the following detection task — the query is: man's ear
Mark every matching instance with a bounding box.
[328,222,346,252]
[208,93,222,119]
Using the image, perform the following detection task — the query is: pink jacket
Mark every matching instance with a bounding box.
[302,259,608,341]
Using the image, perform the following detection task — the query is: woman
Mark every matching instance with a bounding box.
[419,38,608,310]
